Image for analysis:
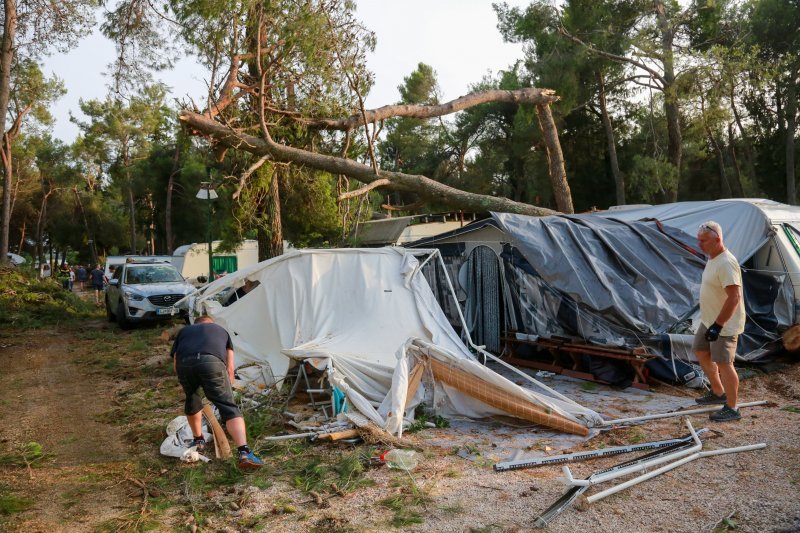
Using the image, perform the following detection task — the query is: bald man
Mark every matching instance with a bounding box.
[693,221,746,422]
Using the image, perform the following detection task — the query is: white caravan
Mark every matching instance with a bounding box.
[172,240,259,282]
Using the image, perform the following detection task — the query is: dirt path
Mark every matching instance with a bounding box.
[0,323,136,532]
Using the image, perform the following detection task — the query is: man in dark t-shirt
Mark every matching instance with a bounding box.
[171,316,263,469]
[90,265,105,304]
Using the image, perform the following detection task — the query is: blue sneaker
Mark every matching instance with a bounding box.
[189,438,206,454]
[238,449,264,470]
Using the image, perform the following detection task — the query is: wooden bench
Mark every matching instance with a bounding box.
[502,333,654,390]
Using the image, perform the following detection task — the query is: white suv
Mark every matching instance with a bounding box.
[105,260,194,329]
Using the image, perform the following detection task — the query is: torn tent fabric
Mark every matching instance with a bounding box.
[190,248,601,435]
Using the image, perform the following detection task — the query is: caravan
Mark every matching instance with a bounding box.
[172,240,259,283]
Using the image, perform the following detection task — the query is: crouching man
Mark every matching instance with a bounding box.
[171,315,263,468]
[693,221,746,422]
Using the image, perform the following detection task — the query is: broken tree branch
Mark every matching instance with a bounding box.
[338,178,390,201]
[557,26,666,86]
[233,155,271,200]
[178,110,558,216]
[535,104,574,214]
[297,88,560,131]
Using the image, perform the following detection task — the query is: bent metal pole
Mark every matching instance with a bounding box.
[561,418,702,488]
[494,429,709,471]
[585,442,767,504]
[600,400,768,426]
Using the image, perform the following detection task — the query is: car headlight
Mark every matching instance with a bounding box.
[123,289,145,301]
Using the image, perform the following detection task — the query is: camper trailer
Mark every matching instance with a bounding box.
[171,240,259,282]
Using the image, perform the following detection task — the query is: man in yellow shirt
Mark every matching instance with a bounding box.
[692,221,746,422]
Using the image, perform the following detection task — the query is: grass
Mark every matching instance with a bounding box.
[781,405,800,414]
[406,405,450,434]
[0,488,33,515]
[379,474,433,528]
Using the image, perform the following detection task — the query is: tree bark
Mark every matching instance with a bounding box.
[534,104,573,214]
[127,183,137,252]
[34,192,49,266]
[72,187,98,265]
[730,87,758,188]
[265,167,283,259]
[16,219,23,253]
[165,143,180,254]
[654,0,682,202]
[597,71,625,205]
[786,70,797,205]
[179,110,559,217]
[0,0,16,265]
[700,96,731,198]
[727,122,745,197]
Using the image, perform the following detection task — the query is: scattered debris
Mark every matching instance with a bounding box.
[534,435,705,527]
[494,429,710,471]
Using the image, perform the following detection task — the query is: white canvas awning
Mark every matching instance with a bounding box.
[190,247,600,435]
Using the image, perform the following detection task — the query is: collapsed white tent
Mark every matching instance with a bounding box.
[189,248,601,435]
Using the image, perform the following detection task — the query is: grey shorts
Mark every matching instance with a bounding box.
[692,324,738,364]
[177,353,242,422]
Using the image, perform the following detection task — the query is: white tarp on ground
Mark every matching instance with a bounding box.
[189,248,601,434]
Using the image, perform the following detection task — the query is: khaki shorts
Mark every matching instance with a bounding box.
[692,324,738,364]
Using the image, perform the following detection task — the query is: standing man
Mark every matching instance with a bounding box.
[76,265,87,291]
[90,264,105,305]
[170,315,263,469]
[693,221,746,421]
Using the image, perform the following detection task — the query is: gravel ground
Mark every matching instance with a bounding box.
[224,364,800,532]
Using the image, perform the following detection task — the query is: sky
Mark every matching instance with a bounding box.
[42,1,532,142]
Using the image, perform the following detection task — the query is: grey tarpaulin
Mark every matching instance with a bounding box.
[493,213,706,334]
[492,211,793,364]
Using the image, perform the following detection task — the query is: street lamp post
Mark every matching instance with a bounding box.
[196,175,218,283]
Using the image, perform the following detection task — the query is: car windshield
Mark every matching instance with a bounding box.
[124,265,184,284]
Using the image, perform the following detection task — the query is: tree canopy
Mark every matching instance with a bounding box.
[0,0,798,267]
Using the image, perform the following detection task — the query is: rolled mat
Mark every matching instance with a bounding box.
[427,357,589,437]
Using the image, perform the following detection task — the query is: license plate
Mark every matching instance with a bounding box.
[156,307,174,316]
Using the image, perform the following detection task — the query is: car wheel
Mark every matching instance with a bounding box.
[117,302,133,330]
[105,296,116,322]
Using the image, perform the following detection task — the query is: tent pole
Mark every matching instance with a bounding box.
[562,418,702,488]
[585,442,766,504]
[600,400,768,426]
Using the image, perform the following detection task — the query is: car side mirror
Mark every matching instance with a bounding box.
[109,279,119,286]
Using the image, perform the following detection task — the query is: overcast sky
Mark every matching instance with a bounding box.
[43,1,531,142]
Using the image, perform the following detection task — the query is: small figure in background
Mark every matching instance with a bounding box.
[58,263,71,290]
[90,264,105,305]
[76,265,87,290]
